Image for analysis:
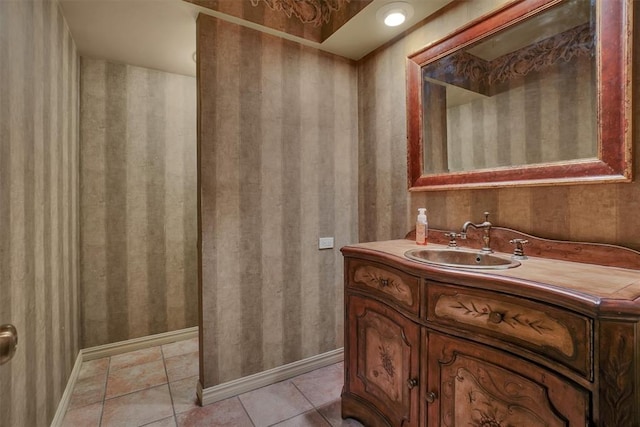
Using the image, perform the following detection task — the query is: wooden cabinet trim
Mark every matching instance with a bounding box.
[598,321,639,426]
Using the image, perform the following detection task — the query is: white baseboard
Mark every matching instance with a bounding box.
[197,348,344,407]
[51,326,198,426]
[82,326,198,361]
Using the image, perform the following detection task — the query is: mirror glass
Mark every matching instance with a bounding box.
[406,0,632,190]
[423,0,594,174]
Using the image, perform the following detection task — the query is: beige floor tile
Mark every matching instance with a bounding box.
[110,346,163,372]
[105,359,167,399]
[162,337,198,359]
[317,400,364,427]
[175,396,253,427]
[239,381,313,427]
[291,363,343,407]
[142,416,177,427]
[64,340,354,427]
[68,372,107,410]
[169,376,200,414]
[165,351,198,383]
[272,410,331,426]
[61,402,103,427]
[78,357,110,380]
[101,384,174,427]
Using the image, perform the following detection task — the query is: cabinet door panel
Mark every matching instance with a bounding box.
[427,333,589,427]
[347,296,420,426]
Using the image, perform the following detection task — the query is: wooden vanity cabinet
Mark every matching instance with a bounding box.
[342,239,640,427]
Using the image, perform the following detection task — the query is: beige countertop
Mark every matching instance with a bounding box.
[343,239,640,303]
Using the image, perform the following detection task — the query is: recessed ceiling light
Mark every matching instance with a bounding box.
[377,2,414,27]
[385,11,406,26]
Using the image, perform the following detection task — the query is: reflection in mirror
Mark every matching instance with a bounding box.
[422,0,595,174]
[406,0,632,190]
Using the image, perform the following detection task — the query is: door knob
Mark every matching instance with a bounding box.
[0,324,18,366]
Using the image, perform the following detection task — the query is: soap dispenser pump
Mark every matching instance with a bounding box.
[416,208,428,245]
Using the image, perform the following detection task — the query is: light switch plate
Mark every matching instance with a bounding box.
[319,237,334,250]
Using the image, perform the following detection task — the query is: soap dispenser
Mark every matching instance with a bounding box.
[416,208,428,245]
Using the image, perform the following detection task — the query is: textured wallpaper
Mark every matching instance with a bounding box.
[80,58,198,348]
[358,0,640,251]
[197,14,358,387]
[0,1,80,425]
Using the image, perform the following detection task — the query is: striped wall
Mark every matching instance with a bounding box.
[80,58,197,348]
[358,0,640,251]
[0,1,80,426]
[197,14,358,387]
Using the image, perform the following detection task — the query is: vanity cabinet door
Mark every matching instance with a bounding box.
[425,332,589,427]
[345,295,420,427]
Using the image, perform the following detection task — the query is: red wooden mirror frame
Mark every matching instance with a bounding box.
[406,0,632,191]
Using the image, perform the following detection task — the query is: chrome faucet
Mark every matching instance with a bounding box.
[461,212,493,254]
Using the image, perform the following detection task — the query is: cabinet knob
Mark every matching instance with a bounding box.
[488,311,504,324]
[425,391,437,403]
[379,278,389,287]
[406,378,418,389]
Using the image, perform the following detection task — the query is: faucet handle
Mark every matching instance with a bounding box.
[509,239,529,260]
[444,232,462,247]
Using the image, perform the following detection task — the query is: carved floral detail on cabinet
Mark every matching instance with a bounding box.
[249,0,350,26]
[359,309,404,404]
[450,300,553,334]
[379,345,396,377]
[434,293,574,357]
[439,353,567,427]
[354,266,414,306]
[600,324,635,426]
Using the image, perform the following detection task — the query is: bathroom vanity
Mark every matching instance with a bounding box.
[341,228,640,426]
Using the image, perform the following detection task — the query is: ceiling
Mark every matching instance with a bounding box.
[59,0,453,77]
[185,0,374,43]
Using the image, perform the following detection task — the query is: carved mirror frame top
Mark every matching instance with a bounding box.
[406,0,632,191]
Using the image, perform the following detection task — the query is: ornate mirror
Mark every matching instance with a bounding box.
[406,0,632,190]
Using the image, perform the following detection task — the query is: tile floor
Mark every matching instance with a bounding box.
[61,337,363,427]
